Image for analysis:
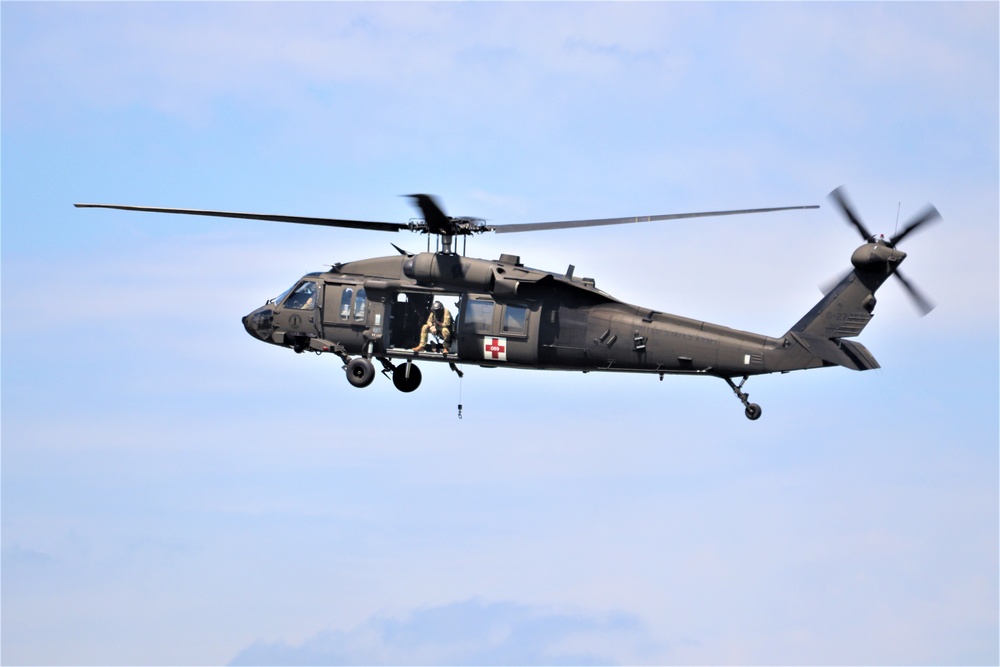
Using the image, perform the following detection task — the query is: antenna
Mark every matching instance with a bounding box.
[894,202,901,237]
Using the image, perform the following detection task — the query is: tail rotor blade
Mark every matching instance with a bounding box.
[894,269,935,316]
[819,269,853,294]
[890,204,941,247]
[829,186,874,242]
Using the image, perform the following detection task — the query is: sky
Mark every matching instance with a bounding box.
[2,2,997,665]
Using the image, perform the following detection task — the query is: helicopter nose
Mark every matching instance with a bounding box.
[243,307,274,340]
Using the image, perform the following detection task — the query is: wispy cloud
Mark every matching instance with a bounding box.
[230,598,652,666]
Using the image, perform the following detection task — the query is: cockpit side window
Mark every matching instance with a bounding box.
[284,281,317,310]
[354,288,367,322]
[340,288,354,320]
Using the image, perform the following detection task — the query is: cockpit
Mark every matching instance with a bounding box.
[271,280,317,309]
[283,281,317,309]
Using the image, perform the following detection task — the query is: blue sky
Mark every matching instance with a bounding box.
[2,2,997,665]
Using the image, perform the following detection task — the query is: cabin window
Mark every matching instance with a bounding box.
[354,288,367,322]
[463,298,495,334]
[502,305,528,335]
[340,288,353,320]
[284,281,317,310]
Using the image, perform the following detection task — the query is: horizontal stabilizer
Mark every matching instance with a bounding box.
[789,332,880,371]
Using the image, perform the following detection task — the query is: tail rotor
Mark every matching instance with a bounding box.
[829,186,941,315]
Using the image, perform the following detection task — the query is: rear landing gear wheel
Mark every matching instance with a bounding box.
[724,375,764,421]
[392,362,422,393]
[345,357,376,388]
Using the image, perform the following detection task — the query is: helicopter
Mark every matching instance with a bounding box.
[75,186,939,420]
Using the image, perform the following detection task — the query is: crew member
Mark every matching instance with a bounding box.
[413,301,452,352]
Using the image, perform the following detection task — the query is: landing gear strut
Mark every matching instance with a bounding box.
[724,375,762,421]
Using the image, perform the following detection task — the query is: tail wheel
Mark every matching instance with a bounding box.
[725,375,764,421]
[345,357,376,388]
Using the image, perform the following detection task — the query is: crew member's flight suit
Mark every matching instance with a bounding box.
[413,302,452,352]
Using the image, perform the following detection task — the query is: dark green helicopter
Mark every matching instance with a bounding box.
[76,187,939,420]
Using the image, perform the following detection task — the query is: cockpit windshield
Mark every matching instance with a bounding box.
[274,281,317,310]
[270,283,297,306]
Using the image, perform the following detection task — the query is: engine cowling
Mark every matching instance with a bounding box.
[403,252,496,290]
[402,252,557,302]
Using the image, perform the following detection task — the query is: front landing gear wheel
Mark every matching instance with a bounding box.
[345,357,376,388]
[392,362,422,392]
[744,403,762,421]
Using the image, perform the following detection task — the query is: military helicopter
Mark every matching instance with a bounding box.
[75,187,939,420]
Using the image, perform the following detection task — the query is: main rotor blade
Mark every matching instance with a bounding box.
[894,269,935,316]
[890,204,941,247]
[74,203,407,233]
[405,194,451,234]
[489,204,819,234]
[829,186,873,242]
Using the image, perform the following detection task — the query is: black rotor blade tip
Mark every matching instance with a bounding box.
[895,269,935,316]
[829,186,874,242]
[890,204,941,247]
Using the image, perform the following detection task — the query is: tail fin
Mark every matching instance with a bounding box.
[788,270,879,339]
[779,242,907,371]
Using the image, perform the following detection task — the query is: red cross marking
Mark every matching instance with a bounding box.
[485,337,506,359]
